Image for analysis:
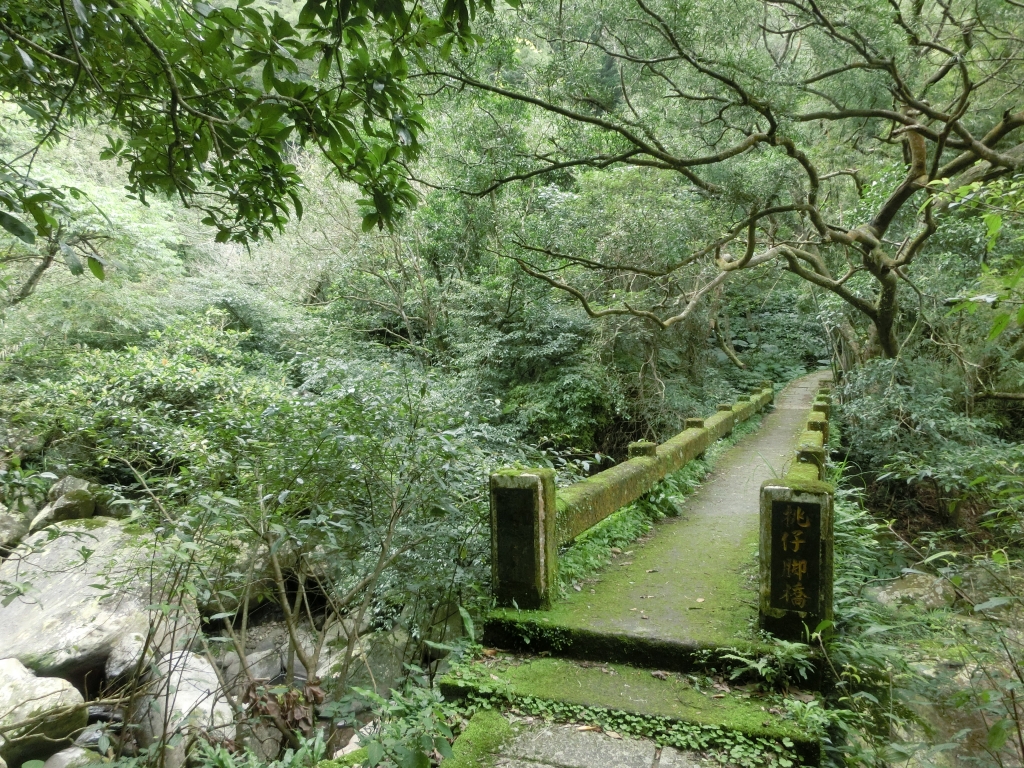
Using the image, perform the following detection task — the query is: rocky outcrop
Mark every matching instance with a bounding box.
[0,659,87,765]
[136,652,234,768]
[29,477,98,532]
[41,746,102,768]
[0,518,200,678]
[871,573,956,611]
[0,501,31,553]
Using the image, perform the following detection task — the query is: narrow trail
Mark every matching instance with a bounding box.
[516,370,832,650]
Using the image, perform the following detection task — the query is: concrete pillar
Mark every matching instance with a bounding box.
[684,418,705,429]
[490,469,557,609]
[627,441,658,459]
[759,484,834,640]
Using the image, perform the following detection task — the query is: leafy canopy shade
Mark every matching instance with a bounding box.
[0,0,490,246]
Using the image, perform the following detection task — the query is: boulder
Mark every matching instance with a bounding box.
[0,501,31,553]
[0,658,87,765]
[104,631,149,681]
[0,518,200,678]
[872,573,956,611]
[30,490,96,532]
[136,651,234,768]
[47,477,91,503]
[42,747,102,768]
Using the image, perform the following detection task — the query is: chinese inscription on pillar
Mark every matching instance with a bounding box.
[769,501,821,612]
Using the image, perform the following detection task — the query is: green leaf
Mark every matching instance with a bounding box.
[61,244,84,275]
[22,761,45,768]
[974,596,1013,612]
[983,212,1003,252]
[366,742,385,767]
[87,256,105,280]
[458,605,475,643]
[0,210,35,243]
[71,0,89,23]
[988,312,1010,341]
[987,718,1012,750]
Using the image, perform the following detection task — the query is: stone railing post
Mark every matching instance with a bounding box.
[759,385,834,641]
[759,480,834,640]
[490,469,557,609]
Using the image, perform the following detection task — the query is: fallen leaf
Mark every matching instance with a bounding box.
[630,607,637,611]
[768,707,782,715]
[606,731,622,740]
[482,648,497,657]
[620,561,633,566]
[610,547,622,555]
[651,670,669,680]
[696,598,705,603]
[712,694,725,699]
[641,615,650,620]
[646,568,659,573]
[577,725,601,732]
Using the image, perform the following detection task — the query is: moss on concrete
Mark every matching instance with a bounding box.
[441,658,819,764]
[318,747,368,768]
[444,709,514,768]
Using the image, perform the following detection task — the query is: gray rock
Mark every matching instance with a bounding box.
[0,658,87,765]
[48,477,91,503]
[221,647,282,691]
[320,628,411,694]
[105,631,149,681]
[873,573,956,611]
[136,651,234,768]
[0,501,30,553]
[42,746,102,768]
[30,490,96,532]
[0,519,200,678]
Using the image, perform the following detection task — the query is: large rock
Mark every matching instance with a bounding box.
[30,490,96,532]
[0,518,200,678]
[0,501,31,553]
[136,652,234,768]
[872,573,956,611]
[42,746,102,768]
[0,658,87,765]
[47,477,92,503]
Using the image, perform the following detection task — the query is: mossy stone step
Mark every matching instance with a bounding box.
[440,657,821,766]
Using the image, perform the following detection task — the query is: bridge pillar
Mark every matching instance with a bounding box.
[490,469,557,609]
[759,483,834,641]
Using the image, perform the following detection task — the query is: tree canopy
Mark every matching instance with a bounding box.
[0,0,491,255]
[428,0,1024,357]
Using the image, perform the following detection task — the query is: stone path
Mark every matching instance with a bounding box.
[493,722,705,768]
[490,371,832,651]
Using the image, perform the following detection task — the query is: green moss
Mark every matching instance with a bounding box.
[318,747,368,768]
[444,709,514,768]
[441,658,819,765]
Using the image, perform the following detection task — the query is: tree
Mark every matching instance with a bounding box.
[430,0,1024,358]
[0,0,491,258]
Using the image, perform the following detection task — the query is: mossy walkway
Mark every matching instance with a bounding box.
[484,371,832,666]
[444,374,832,767]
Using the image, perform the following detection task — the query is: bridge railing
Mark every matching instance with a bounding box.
[759,383,835,640]
[489,384,775,609]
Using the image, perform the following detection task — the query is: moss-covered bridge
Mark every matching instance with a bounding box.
[440,372,835,768]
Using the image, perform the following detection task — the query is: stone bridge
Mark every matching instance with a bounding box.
[441,372,835,768]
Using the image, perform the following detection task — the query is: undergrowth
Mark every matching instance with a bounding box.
[555,414,765,596]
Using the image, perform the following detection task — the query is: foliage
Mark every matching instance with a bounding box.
[0,0,497,251]
[354,683,456,768]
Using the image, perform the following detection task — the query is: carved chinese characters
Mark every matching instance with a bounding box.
[769,501,821,613]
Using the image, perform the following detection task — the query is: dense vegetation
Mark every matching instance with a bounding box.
[2,0,1024,765]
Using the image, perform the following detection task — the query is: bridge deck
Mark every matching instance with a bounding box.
[483,372,831,667]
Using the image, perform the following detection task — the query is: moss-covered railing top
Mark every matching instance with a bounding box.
[489,385,774,609]
[553,386,774,545]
